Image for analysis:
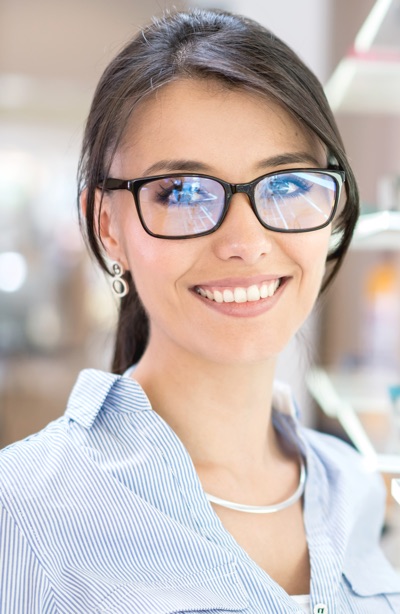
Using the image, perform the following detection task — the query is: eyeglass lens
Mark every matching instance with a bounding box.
[137,171,337,237]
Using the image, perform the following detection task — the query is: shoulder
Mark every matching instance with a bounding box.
[0,369,112,518]
[0,417,78,597]
[0,416,73,512]
[302,426,385,498]
[0,367,154,525]
[303,426,380,485]
[272,380,384,503]
[301,427,387,546]
[0,415,69,470]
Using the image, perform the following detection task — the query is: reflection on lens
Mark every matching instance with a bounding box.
[138,176,225,236]
[255,171,336,231]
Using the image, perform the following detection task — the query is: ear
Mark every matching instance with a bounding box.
[80,187,128,267]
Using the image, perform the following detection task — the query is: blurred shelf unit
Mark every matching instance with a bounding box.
[352,210,400,250]
[312,1,400,487]
[327,0,400,247]
[325,0,400,115]
[325,48,400,114]
[307,367,400,475]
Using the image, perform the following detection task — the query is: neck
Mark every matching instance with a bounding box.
[133,340,282,475]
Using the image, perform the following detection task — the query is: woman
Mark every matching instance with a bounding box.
[1,9,399,613]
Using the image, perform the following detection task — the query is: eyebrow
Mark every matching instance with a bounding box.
[142,153,324,177]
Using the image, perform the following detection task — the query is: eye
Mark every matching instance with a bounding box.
[155,179,219,206]
[261,174,313,199]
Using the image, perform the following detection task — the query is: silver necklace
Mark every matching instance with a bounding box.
[205,458,306,514]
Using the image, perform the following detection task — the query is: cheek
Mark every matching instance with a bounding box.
[118,210,163,272]
[120,222,193,304]
[125,243,165,296]
[291,231,330,290]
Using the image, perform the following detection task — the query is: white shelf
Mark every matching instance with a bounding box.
[325,55,400,114]
[307,367,400,477]
[351,211,400,250]
[324,0,400,115]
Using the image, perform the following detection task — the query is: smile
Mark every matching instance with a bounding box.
[194,279,282,304]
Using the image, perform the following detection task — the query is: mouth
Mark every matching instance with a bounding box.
[194,278,285,304]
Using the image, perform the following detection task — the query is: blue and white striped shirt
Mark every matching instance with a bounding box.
[1,368,400,613]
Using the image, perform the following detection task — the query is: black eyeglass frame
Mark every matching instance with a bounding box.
[100,168,346,240]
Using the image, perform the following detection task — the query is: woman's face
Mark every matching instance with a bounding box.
[101,79,331,365]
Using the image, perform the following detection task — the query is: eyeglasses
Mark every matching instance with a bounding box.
[101,168,345,239]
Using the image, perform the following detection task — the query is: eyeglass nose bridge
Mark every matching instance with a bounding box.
[224,180,258,213]
[229,180,254,196]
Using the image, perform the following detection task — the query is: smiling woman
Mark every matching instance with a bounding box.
[97,82,334,367]
[1,8,400,614]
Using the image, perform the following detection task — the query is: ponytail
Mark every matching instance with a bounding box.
[111,273,149,374]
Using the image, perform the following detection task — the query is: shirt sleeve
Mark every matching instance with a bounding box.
[0,504,58,614]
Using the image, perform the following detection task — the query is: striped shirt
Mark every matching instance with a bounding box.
[1,368,400,613]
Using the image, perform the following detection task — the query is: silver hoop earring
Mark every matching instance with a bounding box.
[111,261,129,298]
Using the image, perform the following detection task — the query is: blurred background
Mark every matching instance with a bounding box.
[2,0,400,561]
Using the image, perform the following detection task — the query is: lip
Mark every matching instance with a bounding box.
[191,276,289,318]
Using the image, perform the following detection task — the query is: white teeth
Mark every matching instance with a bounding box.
[213,290,223,303]
[196,279,282,304]
[223,289,234,302]
[234,287,247,303]
[247,285,260,302]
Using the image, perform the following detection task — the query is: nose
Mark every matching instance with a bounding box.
[212,192,273,264]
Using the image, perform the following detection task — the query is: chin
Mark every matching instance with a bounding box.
[195,335,291,367]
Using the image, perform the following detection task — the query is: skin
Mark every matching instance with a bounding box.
[97,79,332,594]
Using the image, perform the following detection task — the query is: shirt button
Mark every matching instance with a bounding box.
[313,605,328,614]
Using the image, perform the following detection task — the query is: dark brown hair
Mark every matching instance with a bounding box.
[78,8,359,374]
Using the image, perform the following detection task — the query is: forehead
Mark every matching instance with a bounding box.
[114,79,326,178]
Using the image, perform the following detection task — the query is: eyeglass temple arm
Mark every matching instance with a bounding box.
[100,178,132,191]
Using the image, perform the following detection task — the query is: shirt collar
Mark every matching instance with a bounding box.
[65,369,153,429]
[65,370,120,428]
[65,368,298,430]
